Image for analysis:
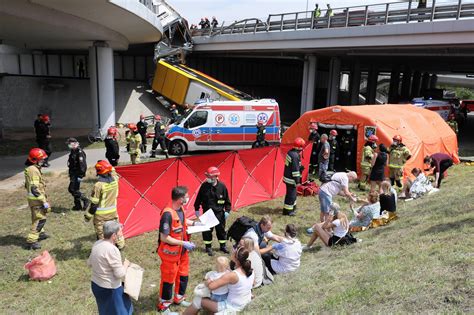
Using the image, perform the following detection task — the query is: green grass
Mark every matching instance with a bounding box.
[0,165,473,314]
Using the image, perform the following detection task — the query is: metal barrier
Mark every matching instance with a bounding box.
[191,0,474,37]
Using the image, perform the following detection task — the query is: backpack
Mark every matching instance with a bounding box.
[319,170,335,183]
[297,181,320,196]
[227,216,258,243]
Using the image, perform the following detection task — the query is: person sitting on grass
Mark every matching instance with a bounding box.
[260,224,302,275]
[184,247,255,315]
[303,203,350,249]
[349,191,381,231]
[203,256,231,302]
[240,237,265,288]
[402,167,434,199]
[379,180,397,215]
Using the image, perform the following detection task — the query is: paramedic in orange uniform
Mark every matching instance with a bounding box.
[157,186,202,313]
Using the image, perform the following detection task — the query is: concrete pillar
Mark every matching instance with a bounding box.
[89,41,115,134]
[400,67,412,102]
[366,65,378,104]
[429,74,438,89]
[388,66,401,104]
[411,70,421,98]
[349,60,361,105]
[421,72,430,92]
[300,55,317,115]
[326,57,341,106]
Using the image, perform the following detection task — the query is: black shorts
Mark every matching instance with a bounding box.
[328,235,341,247]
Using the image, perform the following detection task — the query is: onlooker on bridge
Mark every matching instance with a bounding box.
[211,16,219,28]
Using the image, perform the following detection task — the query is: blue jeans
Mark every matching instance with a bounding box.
[318,190,332,214]
[91,282,133,315]
[318,160,329,177]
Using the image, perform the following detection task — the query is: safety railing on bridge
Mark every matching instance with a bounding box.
[191,0,474,37]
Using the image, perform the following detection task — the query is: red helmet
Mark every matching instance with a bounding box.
[368,135,378,143]
[28,148,47,163]
[155,114,161,121]
[140,114,145,120]
[294,137,306,149]
[393,135,402,142]
[41,115,50,123]
[330,130,338,136]
[107,126,117,136]
[257,120,265,126]
[128,123,138,132]
[95,160,113,175]
[205,166,220,177]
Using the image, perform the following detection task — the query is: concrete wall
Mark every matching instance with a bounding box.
[0,76,164,128]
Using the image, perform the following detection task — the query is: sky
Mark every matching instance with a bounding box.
[167,0,407,25]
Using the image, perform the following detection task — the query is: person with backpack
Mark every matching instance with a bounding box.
[283,137,306,216]
[307,171,358,234]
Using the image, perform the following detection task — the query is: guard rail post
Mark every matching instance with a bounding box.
[295,12,298,30]
[364,5,369,26]
[385,3,390,24]
[280,14,284,31]
[407,0,412,23]
[456,0,462,19]
[431,0,436,21]
[345,8,350,27]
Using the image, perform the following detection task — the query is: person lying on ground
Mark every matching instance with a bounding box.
[204,256,231,302]
[260,224,302,275]
[402,167,434,199]
[303,203,350,249]
[242,215,284,255]
[349,191,381,230]
[379,180,397,215]
[183,247,255,315]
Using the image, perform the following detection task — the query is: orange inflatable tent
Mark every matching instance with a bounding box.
[282,105,459,176]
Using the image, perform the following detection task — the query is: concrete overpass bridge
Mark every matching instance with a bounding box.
[186,0,474,121]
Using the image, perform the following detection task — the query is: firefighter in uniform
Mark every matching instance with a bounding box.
[126,124,142,164]
[308,120,321,177]
[24,148,51,250]
[340,130,356,171]
[151,115,169,159]
[157,186,200,312]
[388,135,412,191]
[359,134,378,191]
[194,166,231,256]
[84,160,125,249]
[104,126,120,166]
[170,104,181,123]
[66,138,89,210]
[328,129,339,172]
[252,120,269,148]
[283,137,305,216]
[447,114,459,135]
[35,114,52,167]
[137,114,148,153]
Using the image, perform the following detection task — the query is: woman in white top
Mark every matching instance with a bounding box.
[304,203,350,248]
[184,247,255,314]
[240,237,264,288]
[87,221,132,315]
[261,224,302,274]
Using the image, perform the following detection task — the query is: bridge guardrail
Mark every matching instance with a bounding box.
[191,0,474,37]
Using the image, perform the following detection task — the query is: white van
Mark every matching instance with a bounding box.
[166,99,281,155]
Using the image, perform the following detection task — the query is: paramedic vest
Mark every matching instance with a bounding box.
[158,207,188,262]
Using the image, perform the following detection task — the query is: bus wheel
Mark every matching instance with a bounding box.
[169,140,187,156]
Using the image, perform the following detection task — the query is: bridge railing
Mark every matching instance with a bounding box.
[191,0,474,37]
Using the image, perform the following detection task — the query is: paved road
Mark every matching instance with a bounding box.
[0,147,134,191]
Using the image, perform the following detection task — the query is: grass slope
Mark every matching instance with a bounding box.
[0,165,473,314]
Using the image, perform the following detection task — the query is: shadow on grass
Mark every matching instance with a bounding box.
[420,217,474,235]
[49,235,95,261]
[0,234,26,248]
[246,206,281,216]
[368,224,396,236]
[17,274,30,282]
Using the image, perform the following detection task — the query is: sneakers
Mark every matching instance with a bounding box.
[306,227,314,235]
[302,245,313,251]
[282,209,296,216]
[173,299,192,307]
[205,247,214,256]
[26,242,41,250]
[38,232,50,241]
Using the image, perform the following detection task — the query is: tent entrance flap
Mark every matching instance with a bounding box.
[318,124,358,172]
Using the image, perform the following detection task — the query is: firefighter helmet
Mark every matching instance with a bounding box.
[330,130,338,136]
[128,123,138,132]
[41,114,50,123]
[205,166,220,177]
[28,148,47,163]
[294,137,306,149]
[393,135,402,142]
[368,135,379,142]
[107,126,118,136]
[95,160,113,175]
[257,120,265,126]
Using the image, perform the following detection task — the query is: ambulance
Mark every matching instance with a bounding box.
[166,99,281,155]
[411,97,453,121]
